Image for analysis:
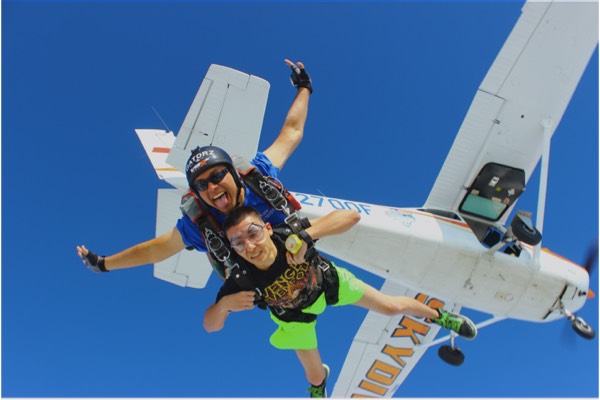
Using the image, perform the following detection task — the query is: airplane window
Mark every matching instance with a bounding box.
[458,162,525,221]
[460,195,507,220]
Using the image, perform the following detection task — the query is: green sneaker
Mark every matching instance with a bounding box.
[307,364,330,398]
[433,309,478,339]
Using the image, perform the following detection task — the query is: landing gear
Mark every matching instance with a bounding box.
[438,334,465,366]
[483,211,541,256]
[438,345,465,366]
[510,212,542,246]
[560,302,596,339]
[571,316,595,339]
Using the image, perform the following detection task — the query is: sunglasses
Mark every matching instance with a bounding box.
[193,168,229,192]
[230,223,266,253]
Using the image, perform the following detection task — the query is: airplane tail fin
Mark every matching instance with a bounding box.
[135,129,187,190]
[166,64,270,173]
[135,131,213,288]
[133,64,270,289]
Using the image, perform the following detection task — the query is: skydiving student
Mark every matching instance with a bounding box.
[76,60,312,275]
[203,206,478,398]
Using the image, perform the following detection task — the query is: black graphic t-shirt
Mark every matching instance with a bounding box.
[215,237,321,310]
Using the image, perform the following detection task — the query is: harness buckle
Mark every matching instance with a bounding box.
[259,180,289,214]
[226,261,240,277]
[318,259,330,272]
[272,306,286,316]
[205,228,230,262]
[285,213,304,234]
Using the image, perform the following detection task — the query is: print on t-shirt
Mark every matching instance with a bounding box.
[263,261,319,309]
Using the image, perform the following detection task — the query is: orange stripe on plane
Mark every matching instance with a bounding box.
[152,147,171,154]
[429,214,470,229]
[540,248,596,299]
[408,209,471,230]
[541,247,590,272]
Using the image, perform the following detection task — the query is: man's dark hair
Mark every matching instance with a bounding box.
[223,206,264,233]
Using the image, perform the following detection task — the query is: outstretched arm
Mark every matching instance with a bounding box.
[286,210,360,265]
[263,59,311,170]
[203,291,256,332]
[306,210,361,240]
[76,227,187,271]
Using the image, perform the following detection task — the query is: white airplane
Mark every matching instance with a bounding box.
[134,1,598,397]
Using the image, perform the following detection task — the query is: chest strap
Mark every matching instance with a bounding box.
[228,263,268,310]
[180,189,231,279]
[233,156,301,217]
[180,156,301,280]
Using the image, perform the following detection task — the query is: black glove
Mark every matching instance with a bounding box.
[82,251,108,273]
[289,63,313,94]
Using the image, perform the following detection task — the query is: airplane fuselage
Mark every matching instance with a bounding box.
[294,192,589,322]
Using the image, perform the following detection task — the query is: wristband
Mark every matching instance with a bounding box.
[289,65,313,94]
[297,230,314,247]
[98,256,108,272]
[84,251,109,273]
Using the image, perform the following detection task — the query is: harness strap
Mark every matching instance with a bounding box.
[180,189,232,279]
[228,263,268,310]
[233,155,301,216]
[270,306,318,323]
[284,213,312,236]
[319,257,340,305]
[179,155,307,307]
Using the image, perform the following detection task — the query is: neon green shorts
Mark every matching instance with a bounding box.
[269,265,366,350]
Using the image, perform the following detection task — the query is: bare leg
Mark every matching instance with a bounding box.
[354,284,439,319]
[296,348,326,386]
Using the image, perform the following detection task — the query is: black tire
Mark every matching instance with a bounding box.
[438,345,465,366]
[512,219,542,245]
[572,316,596,339]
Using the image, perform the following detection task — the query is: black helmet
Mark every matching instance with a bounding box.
[185,146,244,208]
[185,146,234,187]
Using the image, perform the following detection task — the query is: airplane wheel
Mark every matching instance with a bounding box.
[511,219,542,246]
[572,316,596,339]
[438,345,464,366]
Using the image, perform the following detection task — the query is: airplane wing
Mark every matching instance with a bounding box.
[135,65,270,288]
[424,1,598,227]
[332,279,458,398]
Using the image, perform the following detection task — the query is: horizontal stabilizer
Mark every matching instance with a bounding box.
[135,129,187,190]
[154,188,213,288]
[166,64,270,173]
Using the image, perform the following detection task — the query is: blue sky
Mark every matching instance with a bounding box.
[2,1,598,398]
